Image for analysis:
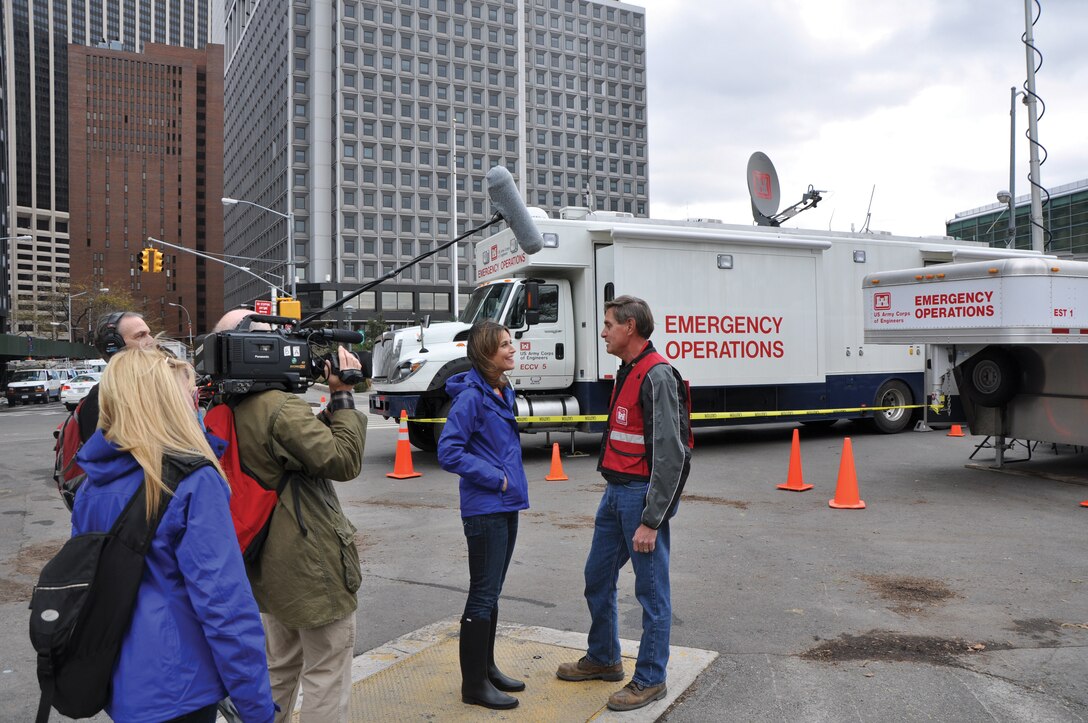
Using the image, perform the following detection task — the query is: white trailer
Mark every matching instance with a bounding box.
[862,256,1088,449]
[371,209,1040,450]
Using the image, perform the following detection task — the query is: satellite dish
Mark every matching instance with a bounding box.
[747,152,781,224]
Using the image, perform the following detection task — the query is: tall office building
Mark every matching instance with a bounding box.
[1,0,215,336]
[223,0,648,326]
[68,42,225,343]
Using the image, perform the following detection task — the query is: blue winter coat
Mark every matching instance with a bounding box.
[438,368,530,517]
[72,431,275,723]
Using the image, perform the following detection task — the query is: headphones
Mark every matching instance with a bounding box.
[95,311,130,357]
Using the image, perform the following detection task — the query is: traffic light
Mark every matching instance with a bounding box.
[278,298,301,319]
[139,248,151,272]
[152,249,163,273]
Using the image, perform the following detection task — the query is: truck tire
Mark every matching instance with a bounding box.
[407,420,437,453]
[871,379,914,434]
[961,347,1019,408]
[432,399,454,449]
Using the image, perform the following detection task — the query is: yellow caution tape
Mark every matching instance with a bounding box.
[407,403,928,425]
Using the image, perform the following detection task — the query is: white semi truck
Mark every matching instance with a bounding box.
[862,256,1088,449]
[370,209,1041,451]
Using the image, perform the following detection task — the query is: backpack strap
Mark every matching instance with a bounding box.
[108,455,213,557]
[35,674,55,723]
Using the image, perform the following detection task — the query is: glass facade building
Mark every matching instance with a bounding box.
[223,0,648,326]
[946,179,1088,259]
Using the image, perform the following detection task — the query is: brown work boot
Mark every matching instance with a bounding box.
[606,680,668,711]
[556,655,625,682]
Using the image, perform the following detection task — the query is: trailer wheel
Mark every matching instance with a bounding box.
[962,347,1019,408]
[407,420,437,453]
[871,380,914,434]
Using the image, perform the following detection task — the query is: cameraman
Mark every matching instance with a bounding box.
[212,309,367,722]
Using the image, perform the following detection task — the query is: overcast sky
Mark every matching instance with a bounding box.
[642,0,1088,236]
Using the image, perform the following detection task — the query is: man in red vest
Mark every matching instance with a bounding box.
[556,295,693,712]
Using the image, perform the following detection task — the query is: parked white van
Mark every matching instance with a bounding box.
[5,368,65,405]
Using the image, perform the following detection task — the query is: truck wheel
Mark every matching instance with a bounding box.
[962,347,1019,407]
[432,399,454,449]
[871,380,914,434]
[407,420,437,453]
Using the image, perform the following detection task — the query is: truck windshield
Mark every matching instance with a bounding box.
[459,283,513,324]
[11,370,46,382]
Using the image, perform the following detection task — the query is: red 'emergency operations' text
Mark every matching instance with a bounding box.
[663,314,785,360]
[914,291,995,319]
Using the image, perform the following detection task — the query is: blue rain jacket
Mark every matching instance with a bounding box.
[73,431,275,723]
[438,368,530,517]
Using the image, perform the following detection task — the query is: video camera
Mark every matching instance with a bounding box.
[194,314,370,395]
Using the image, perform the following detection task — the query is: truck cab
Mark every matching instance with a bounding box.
[370,276,574,450]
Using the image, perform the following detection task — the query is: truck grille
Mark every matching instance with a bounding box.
[372,334,398,380]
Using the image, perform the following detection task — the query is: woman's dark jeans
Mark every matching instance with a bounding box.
[462,511,518,621]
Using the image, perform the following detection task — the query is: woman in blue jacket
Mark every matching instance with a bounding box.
[438,320,530,711]
[72,348,275,723]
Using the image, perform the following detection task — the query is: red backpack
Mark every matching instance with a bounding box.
[53,400,88,511]
[204,401,298,563]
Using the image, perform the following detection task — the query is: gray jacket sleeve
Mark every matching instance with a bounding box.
[640,364,691,529]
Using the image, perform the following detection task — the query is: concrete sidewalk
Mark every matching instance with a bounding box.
[288,620,716,721]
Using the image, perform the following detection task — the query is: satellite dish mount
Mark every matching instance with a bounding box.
[747,152,824,227]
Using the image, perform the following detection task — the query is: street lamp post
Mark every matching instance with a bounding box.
[168,302,193,348]
[221,197,296,299]
[451,106,460,319]
[67,288,109,343]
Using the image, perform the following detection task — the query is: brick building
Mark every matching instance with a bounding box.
[68,42,224,341]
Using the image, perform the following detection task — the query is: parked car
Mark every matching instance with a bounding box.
[60,373,101,411]
[5,369,65,405]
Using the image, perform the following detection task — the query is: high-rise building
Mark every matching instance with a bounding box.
[68,42,225,343]
[1,0,215,336]
[223,0,648,326]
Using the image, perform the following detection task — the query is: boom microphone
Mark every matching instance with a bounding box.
[312,328,364,344]
[485,166,545,255]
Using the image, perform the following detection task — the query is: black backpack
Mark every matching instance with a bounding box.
[29,454,212,723]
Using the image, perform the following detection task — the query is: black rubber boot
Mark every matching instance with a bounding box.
[488,611,526,692]
[460,617,519,709]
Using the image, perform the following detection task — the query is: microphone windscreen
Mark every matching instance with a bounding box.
[486,166,545,255]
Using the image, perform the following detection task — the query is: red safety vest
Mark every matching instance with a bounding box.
[600,349,691,481]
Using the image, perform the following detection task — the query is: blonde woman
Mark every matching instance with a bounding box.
[70,348,274,723]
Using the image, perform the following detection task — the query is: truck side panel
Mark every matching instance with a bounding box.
[611,240,824,386]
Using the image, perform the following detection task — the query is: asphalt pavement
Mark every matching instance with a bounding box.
[1,402,1086,721]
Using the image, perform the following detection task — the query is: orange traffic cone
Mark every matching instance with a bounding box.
[544,442,568,481]
[829,437,866,509]
[386,410,422,479]
[777,428,813,491]
[947,424,965,437]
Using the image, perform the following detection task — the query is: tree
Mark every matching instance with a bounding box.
[67,277,163,344]
[362,315,388,352]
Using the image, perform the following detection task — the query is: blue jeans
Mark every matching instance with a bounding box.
[584,481,672,687]
[462,511,518,621]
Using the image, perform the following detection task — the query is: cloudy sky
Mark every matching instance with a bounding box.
[643,0,1088,236]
